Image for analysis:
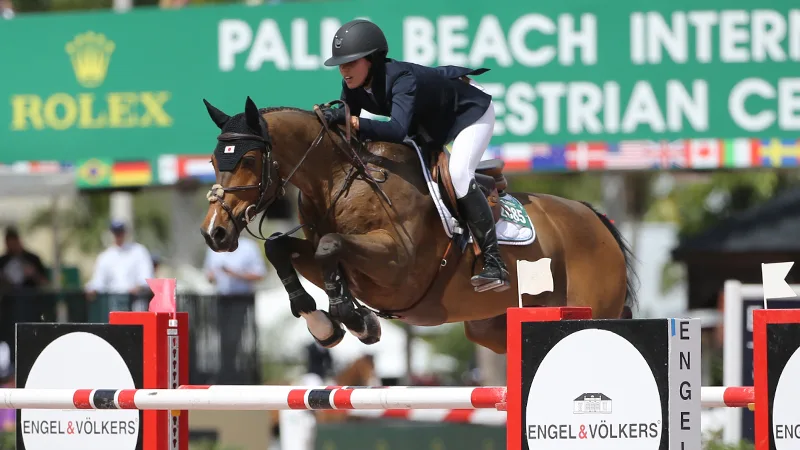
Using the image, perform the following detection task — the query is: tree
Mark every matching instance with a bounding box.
[646,169,800,293]
[27,189,171,261]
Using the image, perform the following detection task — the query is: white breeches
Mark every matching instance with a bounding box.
[449,84,496,199]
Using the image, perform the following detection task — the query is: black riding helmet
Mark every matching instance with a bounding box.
[323,19,388,66]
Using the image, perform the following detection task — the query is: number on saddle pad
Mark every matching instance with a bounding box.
[499,195,531,228]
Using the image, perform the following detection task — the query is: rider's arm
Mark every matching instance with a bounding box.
[357,72,415,143]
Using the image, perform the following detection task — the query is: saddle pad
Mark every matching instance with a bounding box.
[404,139,536,247]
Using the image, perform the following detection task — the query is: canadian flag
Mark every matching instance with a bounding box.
[689,139,722,169]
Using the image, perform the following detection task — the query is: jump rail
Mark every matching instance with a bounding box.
[0,385,753,410]
[7,277,797,450]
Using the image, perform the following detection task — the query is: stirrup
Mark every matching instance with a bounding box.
[473,278,510,293]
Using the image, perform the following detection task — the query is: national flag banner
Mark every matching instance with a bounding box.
[7,161,65,174]
[723,138,760,168]
[111,160,153,187]
[76,158,113,189]
[483,145,502,161]
[605,141,653,170]
[687,139,723,169]
[179,156,216,182]
[158,155,179,185]
[565,142,607,171]
[8,162,31,174]
[759,138,800,168]
[648,140,688,169]
[500,143,534,171]
[530,143,566,170]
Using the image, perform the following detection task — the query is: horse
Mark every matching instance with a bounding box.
[266,354,378,428]
[199,96,638,354]
[315,354,379,424]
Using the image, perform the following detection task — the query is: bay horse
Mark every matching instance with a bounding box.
[199,96,637,354]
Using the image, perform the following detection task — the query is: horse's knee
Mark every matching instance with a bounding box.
[315,234,344,264]
[264,233,289,260]
[264,234,296,276]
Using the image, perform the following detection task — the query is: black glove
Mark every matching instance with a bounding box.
[321,105,346,126]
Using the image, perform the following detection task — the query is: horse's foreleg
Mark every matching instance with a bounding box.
[314,231,404,345]
[264,233,345,348]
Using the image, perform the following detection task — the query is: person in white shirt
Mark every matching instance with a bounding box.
[85,221,154,314]
[203,237,267,295]
[203,237,267,380]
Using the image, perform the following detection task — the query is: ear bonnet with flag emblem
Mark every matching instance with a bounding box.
[203,96,283,240]
[205,97,272,172]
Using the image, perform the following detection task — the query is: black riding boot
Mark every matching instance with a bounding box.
[457,181,511,292]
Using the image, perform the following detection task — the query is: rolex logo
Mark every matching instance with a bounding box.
[65,31,115,88]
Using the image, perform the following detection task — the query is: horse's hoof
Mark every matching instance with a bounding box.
[315,326,345,348]
[329,297,356,322]
[348,308,382,345]
[290,292,317,317]
[304,310,345,348]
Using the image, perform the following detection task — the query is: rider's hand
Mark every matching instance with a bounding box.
[322,106,346,126]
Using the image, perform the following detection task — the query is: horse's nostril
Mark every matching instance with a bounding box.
[211,226,227,243]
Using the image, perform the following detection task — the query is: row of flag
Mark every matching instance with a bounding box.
[74,159,154,189]
[487,138,800,172]
[8,137,800,190]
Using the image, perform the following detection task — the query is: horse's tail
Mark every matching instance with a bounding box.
[579,201,639,319]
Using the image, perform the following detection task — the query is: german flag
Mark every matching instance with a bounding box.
[111,160,153,187]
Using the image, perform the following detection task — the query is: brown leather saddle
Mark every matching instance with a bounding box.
[430,150,509,225]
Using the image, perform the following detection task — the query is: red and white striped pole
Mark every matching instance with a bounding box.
[0,385,754,411]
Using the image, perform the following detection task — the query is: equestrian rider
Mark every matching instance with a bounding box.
[320,19,509,293]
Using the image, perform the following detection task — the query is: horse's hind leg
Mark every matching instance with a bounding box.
[464,315,508,354]
[264,233,346,348]
[314,231,405,345]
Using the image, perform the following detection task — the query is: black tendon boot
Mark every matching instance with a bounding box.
[456,181,510,292]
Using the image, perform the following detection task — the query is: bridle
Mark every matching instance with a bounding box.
[206,101,392,242]
[206,125,283,241]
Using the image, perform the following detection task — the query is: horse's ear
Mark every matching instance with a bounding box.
[203,99,230,129]
[244,96,261,132]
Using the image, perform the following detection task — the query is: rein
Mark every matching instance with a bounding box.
[206,101,391,242]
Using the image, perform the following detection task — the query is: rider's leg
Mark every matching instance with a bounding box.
[449,100,510,292]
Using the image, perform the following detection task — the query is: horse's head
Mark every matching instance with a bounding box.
[200,96,282,252]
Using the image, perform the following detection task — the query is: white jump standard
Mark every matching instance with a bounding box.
[4,277,798,450]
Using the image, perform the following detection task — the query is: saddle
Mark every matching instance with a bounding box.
[430,150,508,225]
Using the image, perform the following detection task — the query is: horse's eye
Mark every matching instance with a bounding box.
[242,157,256,168]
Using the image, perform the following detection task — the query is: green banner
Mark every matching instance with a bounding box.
[316,421,504,450]
[2,0,799,164]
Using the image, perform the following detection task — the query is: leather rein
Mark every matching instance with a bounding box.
[205,101,391,242]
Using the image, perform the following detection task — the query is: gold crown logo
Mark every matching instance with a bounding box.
[65,31,115,88]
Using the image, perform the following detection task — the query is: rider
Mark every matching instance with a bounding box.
[320,19,509,293]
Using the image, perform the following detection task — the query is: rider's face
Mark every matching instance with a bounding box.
[339,58,372,89]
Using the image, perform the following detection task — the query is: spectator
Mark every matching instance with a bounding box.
[203,237,266,377]
[0,0,13,19]
[0,227,48,361]
[305,341,333,381]
[85,220,153,315]
[0,226,48,291]
[203,237,267,294]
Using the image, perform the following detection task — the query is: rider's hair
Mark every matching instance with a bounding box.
[362,51,387,88]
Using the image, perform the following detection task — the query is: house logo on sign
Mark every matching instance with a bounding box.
[224,145,235,154]
[573,393,612,414]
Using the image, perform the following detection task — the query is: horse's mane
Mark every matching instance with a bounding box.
[260,106,316,116]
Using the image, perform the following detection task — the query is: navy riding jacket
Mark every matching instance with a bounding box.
[339,59,492,148]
